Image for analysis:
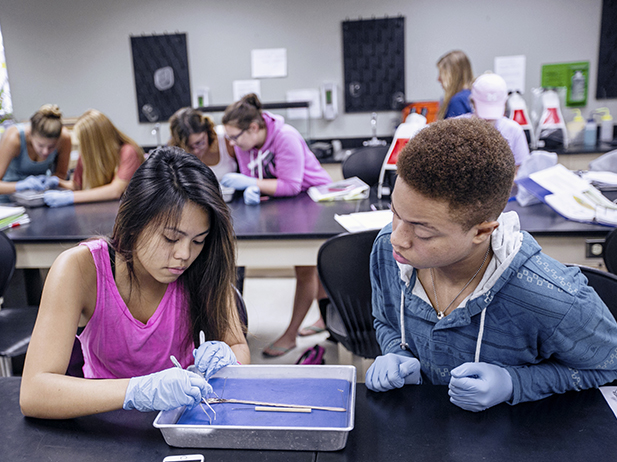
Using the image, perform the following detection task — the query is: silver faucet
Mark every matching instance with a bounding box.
[363,112,387,146]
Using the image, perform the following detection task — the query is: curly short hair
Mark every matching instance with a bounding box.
[396,117,515,230]
[168,107,217,152]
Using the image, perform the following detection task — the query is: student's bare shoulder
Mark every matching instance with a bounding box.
[57,127,73,148]
[0,125,21,151]
[48,244,96,284]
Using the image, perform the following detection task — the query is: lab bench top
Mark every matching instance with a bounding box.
[6,192,371,244]
[553,140,617,155]
[5,190,614,272]
[0,377,313,462]
[2,377,616,462]
[7,189,612,244]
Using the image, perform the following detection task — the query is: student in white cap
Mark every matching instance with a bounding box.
[461,72,530,170]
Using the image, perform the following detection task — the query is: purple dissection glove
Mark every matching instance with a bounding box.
[42,175,60,189]
[44,190,74,207]
[123,367,212,412]
[221,173,257,191]
[15,175,46,192]
[193,341,238,380]
[365,353,421,392]
[448,362,513,412]
[243,185,261,205]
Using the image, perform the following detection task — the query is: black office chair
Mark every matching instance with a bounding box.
[317,228,382,359]
[0,232,39,376]
[603,228,617,275]
[567,264,617,321]
[342,146,389,187]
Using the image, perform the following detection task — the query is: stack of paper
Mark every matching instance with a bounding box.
[581,171,617,191]
[516,164,617,226]
[308,177,369,202]
[0,205,30,231]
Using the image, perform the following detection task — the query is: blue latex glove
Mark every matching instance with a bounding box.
[44,190,74,207]
[221,173,257,191]
[15,175,47,192]
[41,175,60,189]
[365,353,421,392]
[193,341,238,380]
[243,185,261,205]
[448,362,513,412]
[123,367,212,412]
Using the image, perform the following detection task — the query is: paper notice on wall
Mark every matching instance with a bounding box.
[251,48,287,78]
[286,89,322,119]
[494,55,526,94]
[232,80,261,101]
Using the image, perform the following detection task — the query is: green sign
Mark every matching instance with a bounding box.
[541,61,589,107]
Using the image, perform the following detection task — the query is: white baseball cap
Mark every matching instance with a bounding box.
[471,72,508,119]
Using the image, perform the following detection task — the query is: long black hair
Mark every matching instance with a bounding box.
[110,146,239,346]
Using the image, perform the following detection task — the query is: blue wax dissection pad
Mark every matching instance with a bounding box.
[177,377,351,428]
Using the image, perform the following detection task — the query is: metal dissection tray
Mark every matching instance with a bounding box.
[153,364,356,451]
[11,190,45,207]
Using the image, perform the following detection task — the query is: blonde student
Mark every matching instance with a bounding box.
[44,109,144,207]
[21,147,250,419]
[0,104,71,201]
[169,107,237,179]
[436,50,474,120]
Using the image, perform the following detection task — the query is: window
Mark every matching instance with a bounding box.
[0,24,13,123]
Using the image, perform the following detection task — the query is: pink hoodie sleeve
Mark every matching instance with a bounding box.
[271,133,306,197]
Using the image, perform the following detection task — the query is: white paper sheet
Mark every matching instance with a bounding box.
[251,48,287,78]
[334,210,393,233]
[286,89,322,120]
[0,205,25,220]
[600,386,617,419]
[494,55,526,94]
[232,80,261,101]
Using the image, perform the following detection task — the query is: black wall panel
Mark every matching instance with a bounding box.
[130,33,191,123]
[342,17,405,113]
[597,0,617,99]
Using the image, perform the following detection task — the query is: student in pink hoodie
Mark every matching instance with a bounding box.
[222,93,332,358]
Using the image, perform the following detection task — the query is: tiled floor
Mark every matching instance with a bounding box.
[242,276,373,381]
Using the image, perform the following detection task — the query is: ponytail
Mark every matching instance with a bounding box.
[222,93,265,129]
[30,104,63,139]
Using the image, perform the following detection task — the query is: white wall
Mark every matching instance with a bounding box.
[0,0,613,145]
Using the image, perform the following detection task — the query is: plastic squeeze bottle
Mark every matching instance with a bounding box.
[596,108,614,143]
[567,109,585,145]
[584,114,597,148]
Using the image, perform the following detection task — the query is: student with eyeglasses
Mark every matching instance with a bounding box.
[168,107,237,180]
[221,93,332,358]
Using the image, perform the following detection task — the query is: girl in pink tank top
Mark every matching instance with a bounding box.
[20,146,250,419]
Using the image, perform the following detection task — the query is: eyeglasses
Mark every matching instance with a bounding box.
[188,133,208,152]
[189,139,207,151]
[225,128,246,143]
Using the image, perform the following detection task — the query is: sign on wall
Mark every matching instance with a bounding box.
[130,33,191,123]
[541,61,589,107]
